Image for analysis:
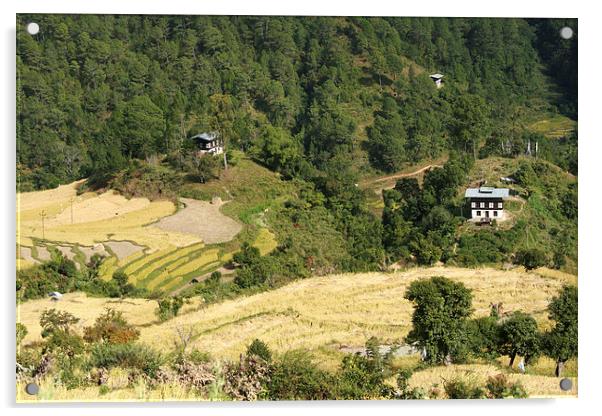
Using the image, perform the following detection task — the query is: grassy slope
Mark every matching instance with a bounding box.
[20,266,575,358]
[17,265,576,400]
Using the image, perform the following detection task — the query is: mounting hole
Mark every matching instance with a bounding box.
[25,382,39,395]
[26,22,40,35]
[559,378,573,391]
[560,26,573,40]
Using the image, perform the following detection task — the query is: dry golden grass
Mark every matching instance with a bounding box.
[16,379,210,402]
[17,292,204,345]
[18,266,572,357]
[17,180,84,212]
[17,180,202,253]
[16,266,578,400]
[408,363,577,398]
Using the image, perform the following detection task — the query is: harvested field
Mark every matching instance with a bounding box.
[17,179,84,212]
[19,266,573,364]
[17,292,203,345]
[104,240,144,260]
[17,180,201,252]
[408,363,577,398]
[154,198,242,244]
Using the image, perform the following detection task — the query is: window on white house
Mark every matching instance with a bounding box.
[498,202,503,208]
[480,202,485,208]
[489,202,494,208]
[494,211,498,217]
[476,211,481,216]
[471,202,476,208]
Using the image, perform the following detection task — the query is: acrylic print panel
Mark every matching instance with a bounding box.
[15,14,578,402]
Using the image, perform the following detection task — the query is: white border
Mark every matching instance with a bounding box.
[2,1,600,415]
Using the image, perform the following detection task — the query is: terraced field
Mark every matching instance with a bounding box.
[17,266,577,398]
[16,178,280,292]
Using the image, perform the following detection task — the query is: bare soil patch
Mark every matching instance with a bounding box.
[154,198,242,244]
[104,241,144,260]
[79,244,109,263]
[18,246,40,265]
[36,246,50,261]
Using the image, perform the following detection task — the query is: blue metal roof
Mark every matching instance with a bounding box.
[464,187,510,199]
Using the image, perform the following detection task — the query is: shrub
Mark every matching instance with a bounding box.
[443,377,485,399]
[156,296,184,321]
[395,369,425,399]
[90,343,163,377]
[267,351,336,400]
[83,308,140,344]
[485,374,528,398]
[224,354,271,400]
[515,248,548,270]
[246,339,272,362]
[39,309,84,357]
[17,323,28,347]
[337,337,394,399]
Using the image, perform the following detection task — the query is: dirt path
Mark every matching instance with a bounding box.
[371,164,440,184]
[360,162,444,196]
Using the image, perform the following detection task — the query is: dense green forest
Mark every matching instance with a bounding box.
[17,15,576,188]
[17,15,577,282]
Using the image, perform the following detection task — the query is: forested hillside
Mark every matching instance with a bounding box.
[17,15,577,279]
[17,15,576,190]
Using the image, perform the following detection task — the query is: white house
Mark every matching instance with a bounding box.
[430,73,444,89]
[464,187,510,221]
[190,132,224,155]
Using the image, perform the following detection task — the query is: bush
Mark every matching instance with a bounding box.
[267,351,336,400]
[485,374,528,398]
[224,354,271,400]
[515,248,548,270]
[90,343,163,377]
[443,377,485,399]
[83,308,140,344]
[17,323,28,347]
[246,339,272,362]
[156,296,184,321]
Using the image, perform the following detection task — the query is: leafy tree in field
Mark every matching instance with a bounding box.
[544,285,577,377]
[404,276,473,364]
[515,248,548,270]
[498,311,541,367]
[39,309,84,356]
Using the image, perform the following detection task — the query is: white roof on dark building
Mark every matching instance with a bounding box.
[464,187,510,199]
[190,132,219,142]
